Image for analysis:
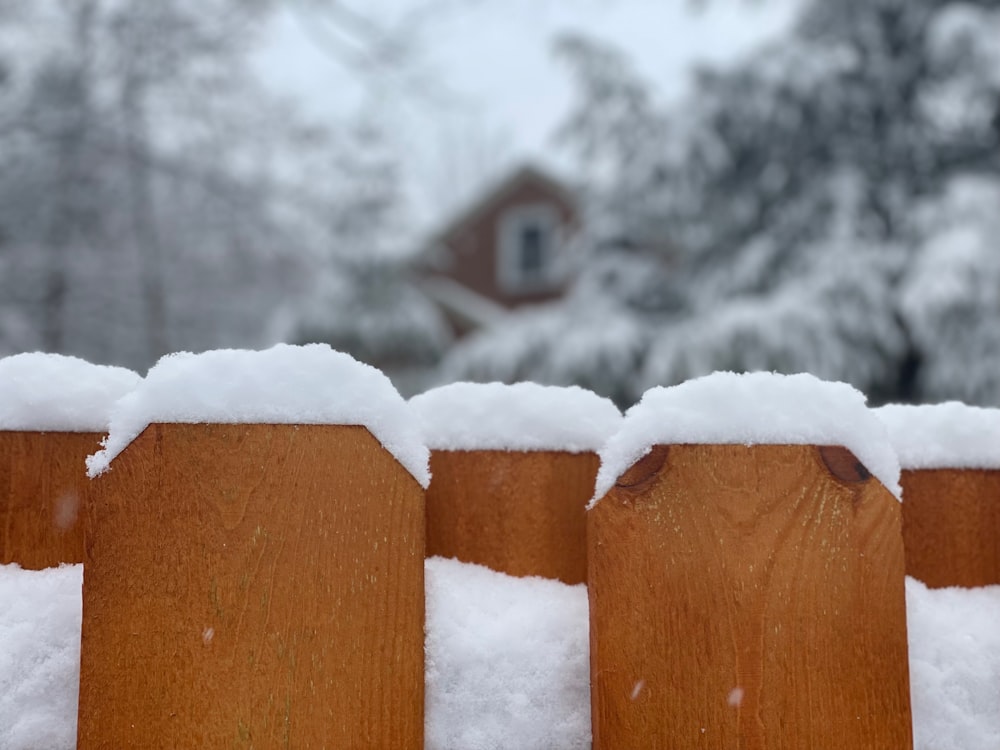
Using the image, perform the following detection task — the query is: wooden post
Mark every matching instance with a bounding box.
[0,431,99,569]
[425,450,598,584]
[588,444,912,750]
[900,468,1000,588]
[77,423,425,749]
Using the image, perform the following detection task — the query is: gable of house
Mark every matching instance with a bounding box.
[422,165,579,318]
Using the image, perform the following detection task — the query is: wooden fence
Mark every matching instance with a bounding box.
[588,443,912,749]
[2,408,997,748]
[425,448,597,585]
[900,468,1000,588]
[77,423,424,749]
[0,431,98,569]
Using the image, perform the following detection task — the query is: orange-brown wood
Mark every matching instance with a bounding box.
[900,468,1000,588]
[588,444,912,750]
[0,431,99,569]
[77,423,425,750]
[425,449,598,584]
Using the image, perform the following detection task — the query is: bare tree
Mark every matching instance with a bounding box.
[0,0,316,368]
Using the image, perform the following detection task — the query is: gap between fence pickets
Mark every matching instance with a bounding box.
[413,381,623,586]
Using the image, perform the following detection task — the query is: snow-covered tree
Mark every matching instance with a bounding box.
[0,1,324,369]
[271,116,451,391]
[0,1,477,376]
[901,176,1000,404]
[441,0,1000,406]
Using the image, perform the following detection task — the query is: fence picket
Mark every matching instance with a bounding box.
[0,431,99,569]
[425,449,597,584]
[76,423,425,749]
[900,468,1000,588]
[588,444,913,749]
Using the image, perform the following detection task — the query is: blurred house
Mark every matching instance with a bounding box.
[419,164,580,336]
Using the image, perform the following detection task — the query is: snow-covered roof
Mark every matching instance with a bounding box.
[410,381,622,453]
[86,344,430,487]
[592,371,902,505]
[0,353,140,432]
[418,276,508,330]
[875,403,1000,470]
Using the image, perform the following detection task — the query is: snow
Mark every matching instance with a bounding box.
[639,242,907,400]
[0,564,81,750]
[929,5,1000,85]
[907,578,1000,750]
[438,297,648,408]
[0,353,140,432]
[410,381,622,453]
[424,557,591,750]
[85,344,430,487]
[3,561,1000,750]
[592,371,902,506]
[900,177,1000,406]
[875,403,1000,470]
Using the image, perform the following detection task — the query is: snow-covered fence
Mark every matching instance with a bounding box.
[0,355,139,570]
[878,404,1000,589]
[411,383,621,584]
[587,374,913,749]
[0,432,98,569]
[76,347,429,749]
[7,347,1000,749]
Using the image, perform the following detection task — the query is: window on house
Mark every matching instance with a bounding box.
[498,205,562,293]
[519,224,546,279]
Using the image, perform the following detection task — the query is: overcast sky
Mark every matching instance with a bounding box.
[255,0,803,228]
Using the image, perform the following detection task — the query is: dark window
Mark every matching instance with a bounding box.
[497,206,560,293]
[519,224,547,278]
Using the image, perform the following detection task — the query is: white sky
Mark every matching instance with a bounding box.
[255,0,803,229]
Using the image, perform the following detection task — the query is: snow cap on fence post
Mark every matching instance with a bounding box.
[592,370,902,506]
[410,381,622,452]
[875,402,1000,589]
[0,353,140,569]
[86,343,430,486]
[0,353,140,432]
[411,382,622,584]
[875,402,1000,471]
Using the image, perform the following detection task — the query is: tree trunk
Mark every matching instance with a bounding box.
[121,73,169,362]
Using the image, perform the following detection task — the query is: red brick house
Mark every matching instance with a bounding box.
[419,164,580,335]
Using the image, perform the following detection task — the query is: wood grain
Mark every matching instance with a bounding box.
[900,468,1000,588]
[425,449,598,584]
[0,431,99,569]
[588,444,912,750]
[77,423,425,750]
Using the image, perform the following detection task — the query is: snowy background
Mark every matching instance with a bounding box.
[1,0,998,407]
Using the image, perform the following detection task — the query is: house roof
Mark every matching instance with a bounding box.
[418,276,508,330]
[427,163,578,250]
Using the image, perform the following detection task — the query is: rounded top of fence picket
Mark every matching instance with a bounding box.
[0,353,141,432]
[409,381,623,453]
[875,402,1000,471]
[590,371,902,506]
[85,344,431,487]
